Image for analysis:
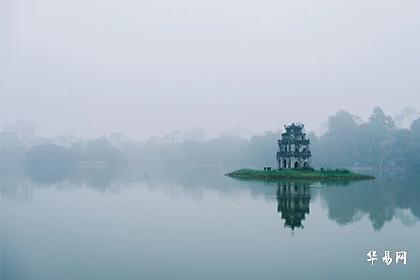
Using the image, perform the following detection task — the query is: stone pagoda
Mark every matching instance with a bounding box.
[276,123,312,169]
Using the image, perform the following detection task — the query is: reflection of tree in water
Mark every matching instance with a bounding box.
[319,170,420,231]
[276,181,311,230]
[20,143,125,191]
[4,153,420,232]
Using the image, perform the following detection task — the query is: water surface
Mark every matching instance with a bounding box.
[1,166,419,279]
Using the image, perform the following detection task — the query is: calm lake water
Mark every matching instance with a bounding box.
[1,165,420,279]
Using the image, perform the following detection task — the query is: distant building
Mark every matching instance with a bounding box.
[276,123,312,169]
[3,120,35,147]
[0,131,20,149]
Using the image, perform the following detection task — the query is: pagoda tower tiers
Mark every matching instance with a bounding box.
[276,123,312,169]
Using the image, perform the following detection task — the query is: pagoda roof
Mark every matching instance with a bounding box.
[284,122,304,131]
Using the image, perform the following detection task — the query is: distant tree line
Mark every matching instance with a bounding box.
[118,106,420,170]
[311,107,420,169]
[3,107,420,174]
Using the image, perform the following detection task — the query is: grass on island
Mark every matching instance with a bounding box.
[225,168,375,181]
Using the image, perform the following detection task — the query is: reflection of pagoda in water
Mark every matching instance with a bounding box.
[276,182,311,230]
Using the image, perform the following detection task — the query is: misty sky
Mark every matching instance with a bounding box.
[1,0,419,139]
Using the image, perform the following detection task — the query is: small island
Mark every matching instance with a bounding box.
[226,168,375,181]
[226,123,375,182]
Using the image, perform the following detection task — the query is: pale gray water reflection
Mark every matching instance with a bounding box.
[1,165,420,279]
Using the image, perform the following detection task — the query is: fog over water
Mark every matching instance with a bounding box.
[2,0,420,139]
[3,2,420,279]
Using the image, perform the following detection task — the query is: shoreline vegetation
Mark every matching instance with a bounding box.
[225,168,375,181]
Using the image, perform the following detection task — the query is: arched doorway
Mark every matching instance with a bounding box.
[294,161,299,169]
[283,159,287,168]
[303,161,308,168]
